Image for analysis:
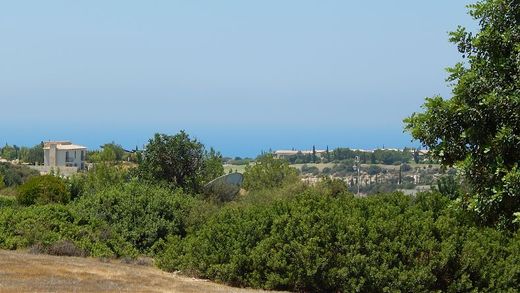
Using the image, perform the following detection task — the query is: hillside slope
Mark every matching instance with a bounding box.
[0,250,268,293]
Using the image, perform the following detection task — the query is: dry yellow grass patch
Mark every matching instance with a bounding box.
[0,250,270,293]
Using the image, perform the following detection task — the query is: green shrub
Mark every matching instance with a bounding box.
[16,175,70,206]
[0,162,39,187]
[0,203,137,258]
[0,204,76,250]
[156,191,519,292]
[0,195,16,208]
[243,154,299,192]
[72,182,197,253]
[67,163,130,199]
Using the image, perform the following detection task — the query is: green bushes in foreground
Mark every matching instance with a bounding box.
[157,191,520,292]
[0,165,518,291]
[72,182,197,253]
[0,181,198,258]
[0,204,136,257]
[16,175,70,206]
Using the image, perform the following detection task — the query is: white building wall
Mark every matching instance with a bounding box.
[43,143,87,170]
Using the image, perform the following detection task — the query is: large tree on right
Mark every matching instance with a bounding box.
[405,0,520,229]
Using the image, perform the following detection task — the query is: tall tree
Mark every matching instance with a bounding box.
[27,143,44,164]
[405,0,520,228]
[138,131,221,193]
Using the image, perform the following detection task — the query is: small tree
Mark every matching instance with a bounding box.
[17,175,70,206]
[243,154,299,191]
[138,131,220,193]
[202,147,225,183]
[26,143,44,164]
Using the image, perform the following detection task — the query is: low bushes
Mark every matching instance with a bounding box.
[0,162,39,188]
[16,175,70,206]
[156,191,520,292]
[1,167,518,291]
[0,204,78,250]
[71,182,196,254]
[0,181,198,258]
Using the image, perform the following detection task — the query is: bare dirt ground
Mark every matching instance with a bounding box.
[0,250,269,293]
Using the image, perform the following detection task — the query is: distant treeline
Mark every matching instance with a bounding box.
[0,143,43,164]
[283,147,417,165]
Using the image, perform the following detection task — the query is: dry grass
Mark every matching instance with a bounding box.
[0,250,272,293]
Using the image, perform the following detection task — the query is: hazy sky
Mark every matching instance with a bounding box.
[0,1,475,156]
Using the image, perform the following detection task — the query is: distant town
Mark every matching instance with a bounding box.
[0,140,440,196]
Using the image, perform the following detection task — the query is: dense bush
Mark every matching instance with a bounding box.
[0,204,76,249]
[157,191,520,292]
[72,182,197,253]
[243,154,299,191]
[0,204,136,257]
[16,175,70,206]
[1,178,199,258]
[67,163,129,199]
[0,195,16,208]
[0,162,39,187]
[137,132,224,193]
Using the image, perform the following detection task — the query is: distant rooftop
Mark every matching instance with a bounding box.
[274,150,327,156]
[43,141,87,150]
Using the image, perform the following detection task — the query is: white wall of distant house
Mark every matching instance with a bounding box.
[44,149,86,168]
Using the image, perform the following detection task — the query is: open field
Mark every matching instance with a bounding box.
[290,163,334,171]
[223,164,247,174]
[0,250,273,293]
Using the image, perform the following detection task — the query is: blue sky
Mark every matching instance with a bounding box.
[0,1,475,157]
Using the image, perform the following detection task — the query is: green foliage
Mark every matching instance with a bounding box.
[0,204,136,257]
[89,142,126,162]
[20,143,44,164]
[0,144,19,160]
[0,162,39,187]
[436,175,461,200]
[67,163,129,199]
[314,177,350,197]
[138,131,221,193]
[16,175,70,206]
[72,182,196,253]
[157,191,519,291]
[243,154,299,192]
[0,195,15,208]
[366,165,383,175]
[0,205,77,250]
[329,148,411,165]
[0,181,197,258]
[101,142,125,161]
[202,179,241,204]
[405,0,520,228]
[301,164,320,175]
[202,147,225,184]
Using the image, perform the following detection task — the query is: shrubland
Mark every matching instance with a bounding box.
[0,111,518,292]
[156,189,519,292]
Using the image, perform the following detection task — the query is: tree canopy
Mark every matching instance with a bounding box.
[243,154,299,191]
[405,0,520,228]
[137,131,223,193]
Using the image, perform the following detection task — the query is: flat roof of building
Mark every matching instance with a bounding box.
[43,143,87,150]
